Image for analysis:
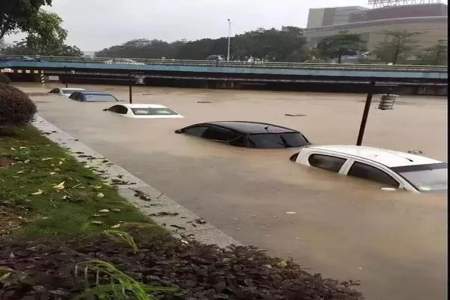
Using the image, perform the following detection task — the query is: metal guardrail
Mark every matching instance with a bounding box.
[0,55,447,72]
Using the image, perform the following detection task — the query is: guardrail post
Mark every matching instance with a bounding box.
[356,81,375,146]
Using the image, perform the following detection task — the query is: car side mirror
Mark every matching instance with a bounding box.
[174,129,182,134]
[102,108,109,111]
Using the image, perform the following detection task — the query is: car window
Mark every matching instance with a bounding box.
[392,163,447,192]
[248,133,308,148]
[348,162,399,187]
[69,93,79,100]
[183,126,209,137]
[109,105,128,114]
[131,107,178,115]
[308,154,346,172]
[202,126,238,141]
[229,135,246,146]
[84,94,117,102]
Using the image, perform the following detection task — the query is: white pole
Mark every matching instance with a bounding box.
[227,18,231,62]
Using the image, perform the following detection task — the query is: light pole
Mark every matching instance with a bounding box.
[227,18,231,62]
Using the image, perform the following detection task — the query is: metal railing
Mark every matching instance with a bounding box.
[1,54,447,72]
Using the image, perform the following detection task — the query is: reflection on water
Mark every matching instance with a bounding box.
[23,83,447,300]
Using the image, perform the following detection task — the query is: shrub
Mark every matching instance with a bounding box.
[0,73,11,84]
[0,83,37,128]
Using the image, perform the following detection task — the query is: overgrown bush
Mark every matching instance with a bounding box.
[0,73,11,84]
[0,83,36,128]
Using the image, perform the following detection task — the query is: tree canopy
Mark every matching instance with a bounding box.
[417,40,447,66]
[96,27,309,62]
[315,31,366,63]
[373,30,421,64]
[0,0,52,40]
[2,11,82,56]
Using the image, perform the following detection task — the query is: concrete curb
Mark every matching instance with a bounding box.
[32,115,241,248]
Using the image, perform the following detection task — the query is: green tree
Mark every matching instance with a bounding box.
[2,11,82,56]
[373,30,421,64]
[0,0,52,40]
[417,40,448,65]
[96,27,308,62]
[315,31,366,63]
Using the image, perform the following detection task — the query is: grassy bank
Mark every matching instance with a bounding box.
[0,125,363,299]
[0,126,153,238]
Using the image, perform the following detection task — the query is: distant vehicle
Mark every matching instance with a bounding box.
[49,87,86,97]
[21,56,36,62]
[207,55,224,61]
[175,121,310,148]
[290,145,447,193]
[69,91,119,102]
[104,104,183,118]
[104,58,144,65]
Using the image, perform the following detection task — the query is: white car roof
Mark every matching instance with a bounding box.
[118,104,169,109]
[61,88,85,92]
[305,145,441,168]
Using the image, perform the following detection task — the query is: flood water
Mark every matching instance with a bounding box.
[20,83,447,300]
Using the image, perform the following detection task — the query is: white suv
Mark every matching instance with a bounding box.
[290,145,447,193]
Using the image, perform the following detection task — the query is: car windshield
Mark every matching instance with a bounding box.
[392,163,447,192]
[247,132,308,148]
[84,94,117,102]
[131,107,178,115]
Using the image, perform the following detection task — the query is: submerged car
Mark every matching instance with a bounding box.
[104,104,183,118]
[69,91,119,102]
[175,121,309,148]
[49,87,86,97]
[290,145,447,193]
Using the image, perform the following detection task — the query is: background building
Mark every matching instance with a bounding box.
[304,2,448,56]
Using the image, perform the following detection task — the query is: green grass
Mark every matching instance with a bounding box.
[0,126,153,239]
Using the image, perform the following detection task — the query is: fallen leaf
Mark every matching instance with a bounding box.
[97,193,105,198]
[53,181,65,190]
[31,189,43,196]
[111,224,121,228]
[98,209,110,213]
[91,220,104,225]
[285,211,297,215]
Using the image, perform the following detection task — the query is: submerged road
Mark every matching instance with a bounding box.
[21,83,447,300]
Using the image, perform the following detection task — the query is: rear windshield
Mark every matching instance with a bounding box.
[391,163,447,192]
[131,107,178,115]
[247,132,308,148]
[84,94,117,102]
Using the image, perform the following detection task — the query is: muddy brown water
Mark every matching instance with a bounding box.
[18,83,447,300]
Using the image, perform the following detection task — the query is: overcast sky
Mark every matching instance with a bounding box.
[4,0,448,51]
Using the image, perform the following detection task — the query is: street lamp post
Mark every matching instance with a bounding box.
[227,18,231,62]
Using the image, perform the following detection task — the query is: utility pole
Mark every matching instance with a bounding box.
[227,18,231,62]
[356,81,375,146]
[128,74,133,104]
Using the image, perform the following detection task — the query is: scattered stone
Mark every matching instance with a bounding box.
[150,212,179,217]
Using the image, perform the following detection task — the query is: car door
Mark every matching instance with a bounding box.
[346,161,400,188]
